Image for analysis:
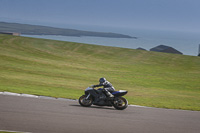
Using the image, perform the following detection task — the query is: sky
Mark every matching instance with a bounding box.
[0,0,200,33]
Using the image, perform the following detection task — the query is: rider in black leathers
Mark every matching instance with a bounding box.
[93,78,115,98]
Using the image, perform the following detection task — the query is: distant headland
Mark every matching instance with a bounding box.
[0,22,137,39]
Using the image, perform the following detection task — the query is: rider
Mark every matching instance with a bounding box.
[93,78,115,98]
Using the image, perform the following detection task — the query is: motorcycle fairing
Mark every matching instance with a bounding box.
[112,90,128,97]
[85,89,112,106]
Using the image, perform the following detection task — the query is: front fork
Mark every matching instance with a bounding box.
[85,93,91,100]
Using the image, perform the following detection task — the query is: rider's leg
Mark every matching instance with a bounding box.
[104,88,114,98]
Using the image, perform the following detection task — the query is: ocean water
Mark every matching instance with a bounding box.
[22,28,200,56]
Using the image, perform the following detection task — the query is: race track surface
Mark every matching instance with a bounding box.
[0,95,200,133]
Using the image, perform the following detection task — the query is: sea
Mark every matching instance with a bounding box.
[22,27,200,56]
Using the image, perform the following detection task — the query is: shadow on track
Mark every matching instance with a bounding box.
[70,104,116,110]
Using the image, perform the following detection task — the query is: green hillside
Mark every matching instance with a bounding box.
[0,34,200,110]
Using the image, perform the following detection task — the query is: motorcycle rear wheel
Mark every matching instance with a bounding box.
[113,97,128,110]
[79,95,93,107]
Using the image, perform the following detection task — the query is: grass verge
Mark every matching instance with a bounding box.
[0,34,200,110]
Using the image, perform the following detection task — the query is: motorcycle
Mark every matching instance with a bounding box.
[79,86,128,110]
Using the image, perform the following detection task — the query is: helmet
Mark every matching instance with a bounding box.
[99,77,106,83]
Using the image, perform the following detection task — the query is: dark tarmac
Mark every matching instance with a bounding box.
[0,95,200,133]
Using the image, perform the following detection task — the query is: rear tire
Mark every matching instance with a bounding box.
[79,95,93,107]
[113,97,128,110]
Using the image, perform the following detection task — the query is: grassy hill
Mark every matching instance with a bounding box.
[0,34,200,110]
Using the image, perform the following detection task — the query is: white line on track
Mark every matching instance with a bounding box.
[0,91,77,101]
[0,129,31,133]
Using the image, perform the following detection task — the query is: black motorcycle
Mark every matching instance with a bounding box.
[79,86,128,110]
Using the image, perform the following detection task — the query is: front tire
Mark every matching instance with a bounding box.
[113,97,128,110]
[79,95,93,107]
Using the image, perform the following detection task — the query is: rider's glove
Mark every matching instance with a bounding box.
[90,85,95,88]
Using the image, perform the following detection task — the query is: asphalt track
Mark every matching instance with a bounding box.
[0,95,200,133]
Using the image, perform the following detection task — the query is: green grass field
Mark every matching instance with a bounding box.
[0,34,200,110]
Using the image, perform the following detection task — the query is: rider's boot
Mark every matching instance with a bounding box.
[105,91,114,100]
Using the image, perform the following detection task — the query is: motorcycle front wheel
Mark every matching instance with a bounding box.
[79,95,93,107]
[113,97,128,110]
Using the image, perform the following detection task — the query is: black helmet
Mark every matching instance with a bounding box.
[99,77,106,83]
